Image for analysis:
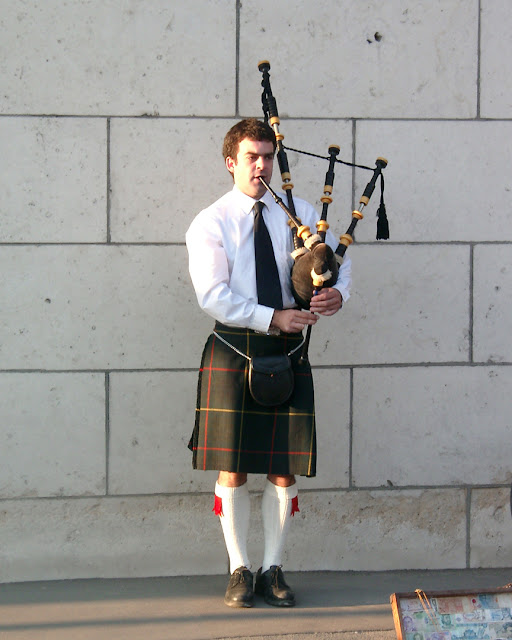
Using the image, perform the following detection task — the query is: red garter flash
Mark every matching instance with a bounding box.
[213,494,223,516]
[291,496,300,517]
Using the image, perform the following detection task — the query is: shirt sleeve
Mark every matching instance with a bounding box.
[185,212,274,332]
[330,247,352,303]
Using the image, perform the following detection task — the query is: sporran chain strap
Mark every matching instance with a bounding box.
[213,331,305,360]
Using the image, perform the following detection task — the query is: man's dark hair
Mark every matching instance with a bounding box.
[222,118,276,161]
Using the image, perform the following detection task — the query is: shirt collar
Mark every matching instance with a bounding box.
[232,185,275,215]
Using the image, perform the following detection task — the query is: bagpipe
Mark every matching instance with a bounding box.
[257,60,389,362]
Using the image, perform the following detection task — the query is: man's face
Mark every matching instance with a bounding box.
[225,138,274,200]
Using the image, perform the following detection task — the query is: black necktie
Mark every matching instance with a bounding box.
[253,201,283,309]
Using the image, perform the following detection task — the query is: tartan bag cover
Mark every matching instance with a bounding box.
[189,322,317,477]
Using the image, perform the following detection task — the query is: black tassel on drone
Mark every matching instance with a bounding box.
[376,174,389,240]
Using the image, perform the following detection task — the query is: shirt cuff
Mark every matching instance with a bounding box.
[251,304,275,333]
[333,284,350,303]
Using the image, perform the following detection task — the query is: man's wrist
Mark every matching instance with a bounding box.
[268,310,281,335]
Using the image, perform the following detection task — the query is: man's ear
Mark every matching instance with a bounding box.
[225,155,235,174]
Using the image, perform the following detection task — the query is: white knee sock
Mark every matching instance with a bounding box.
[214,482,251,574]
[261,480,299,572]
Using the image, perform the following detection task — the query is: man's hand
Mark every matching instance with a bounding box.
[271,309,318,334]
[309,288,343,316]
[270,288,342,333]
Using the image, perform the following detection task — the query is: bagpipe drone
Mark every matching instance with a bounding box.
[257,60,389,362]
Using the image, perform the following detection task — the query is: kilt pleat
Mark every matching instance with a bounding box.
[189,322,317,477]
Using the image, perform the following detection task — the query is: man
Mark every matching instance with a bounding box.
[186,118,351,608]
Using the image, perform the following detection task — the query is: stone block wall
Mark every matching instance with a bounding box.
[1,0,511,582]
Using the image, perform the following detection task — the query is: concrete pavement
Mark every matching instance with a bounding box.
[0,568,511,640]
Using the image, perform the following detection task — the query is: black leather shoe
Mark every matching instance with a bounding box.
[255,565,295,607]
[224,566,254,608]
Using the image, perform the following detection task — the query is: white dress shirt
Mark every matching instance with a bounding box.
[186,185,352,333]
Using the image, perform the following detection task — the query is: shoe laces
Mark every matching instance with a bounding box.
[268,565,287,588]
[232,567,251,585]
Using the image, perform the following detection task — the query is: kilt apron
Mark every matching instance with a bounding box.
[189,322,317,477]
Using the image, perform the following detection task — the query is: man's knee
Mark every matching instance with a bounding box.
[218,471,248,487]
[267,474,295,487]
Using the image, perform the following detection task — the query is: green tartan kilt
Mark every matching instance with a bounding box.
[189,322,317,477]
